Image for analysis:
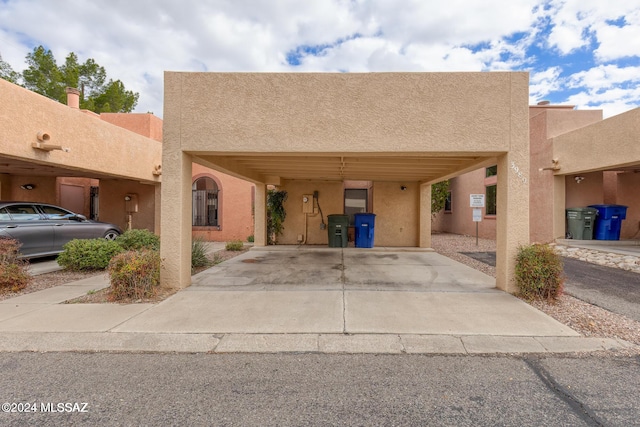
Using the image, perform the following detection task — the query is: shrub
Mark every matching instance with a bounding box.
[116,229,160,251]
[191,237,211,269]
[0,236,22,264]
[0,237,30,292]
[57,239,124,271]
[225,240,244,251]
[108,250,160,300]
[515,244,564,301]
[247,235,254,243]
[0,262,31,292]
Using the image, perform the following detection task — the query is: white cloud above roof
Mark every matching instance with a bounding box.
[0,0,638,118]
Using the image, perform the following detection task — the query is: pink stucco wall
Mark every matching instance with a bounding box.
[432,168,497,239]
[616,172,640,239]
[191,164,255,242]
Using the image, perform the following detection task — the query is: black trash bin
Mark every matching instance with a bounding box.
[566,207,598,240]
[327,214,349,248]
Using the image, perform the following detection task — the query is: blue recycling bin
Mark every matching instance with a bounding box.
[588,204,627,240]
[354,213,376,248]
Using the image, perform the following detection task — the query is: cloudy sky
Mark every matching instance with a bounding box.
[1,0,639,118]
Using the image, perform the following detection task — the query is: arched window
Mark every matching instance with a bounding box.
[192,177,219,226]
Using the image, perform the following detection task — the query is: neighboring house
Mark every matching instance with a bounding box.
[433,103,640,243]
[0,80,254,242]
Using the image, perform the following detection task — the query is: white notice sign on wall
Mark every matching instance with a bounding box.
[470,194,485,208]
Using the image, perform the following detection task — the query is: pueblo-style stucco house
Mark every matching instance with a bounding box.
[0,79,254,242]
[161,72,531,291]
[4,72,637,293]
[433,104,640,244]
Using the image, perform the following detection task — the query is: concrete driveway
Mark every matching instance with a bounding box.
[114,246,577,337]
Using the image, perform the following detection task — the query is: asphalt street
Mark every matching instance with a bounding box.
[1,353,638,426]
[563,257,640,322]
[461,252,640,322]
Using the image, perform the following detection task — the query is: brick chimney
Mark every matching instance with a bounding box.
[65,87,80,109]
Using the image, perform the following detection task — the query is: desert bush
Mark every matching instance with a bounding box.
[0,237,30,292]
[0,236,22,264]
[192,237,211,269]
[225,240,244,251]
[108,249,160,300]
[57,238,124,271]
[116,229,160,251]
[515,244,564,301]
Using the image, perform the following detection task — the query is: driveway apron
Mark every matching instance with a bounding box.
[113,247,576,337]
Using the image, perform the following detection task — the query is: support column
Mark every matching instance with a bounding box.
[496,156,530,293]
[552,175,566,240]
[160,151,192,289]
[254,183,267,246]
[496,72,530,293]
[419,182,432,248]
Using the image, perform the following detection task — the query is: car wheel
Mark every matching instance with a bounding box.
[103,230,120,241]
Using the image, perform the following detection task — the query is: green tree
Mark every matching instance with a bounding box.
[0,54,20,84]
[22,46,65,101]
[19,45,138,113]
[267,189,288,245]
[431,180,450,216]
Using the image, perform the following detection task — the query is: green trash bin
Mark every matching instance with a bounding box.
[566,207,598,240]
[327,214,349,247]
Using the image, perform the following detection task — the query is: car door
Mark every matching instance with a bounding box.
[39,205,96,251]
[0,204,54,257]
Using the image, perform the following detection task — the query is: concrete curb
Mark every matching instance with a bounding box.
[0,332,635,355]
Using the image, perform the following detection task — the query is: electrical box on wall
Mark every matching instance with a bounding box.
[125,194,139,213]
[302,194,314,213]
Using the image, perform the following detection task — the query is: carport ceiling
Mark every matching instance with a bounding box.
[0,155,121,180]
[194,153,496,183]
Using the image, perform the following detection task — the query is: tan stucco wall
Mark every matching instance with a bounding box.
[191,163,255,242]
[3,175,57,204]
[553,108,640,174]
[98,180,157,232]
[372,181,419,247]
[0,79,162,184]
[278,180,344,245]
[565,171,604,209]
[168,72,519,156]
[529,108,602,243]
[616,172,640,239]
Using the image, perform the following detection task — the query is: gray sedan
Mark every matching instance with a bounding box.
[0,201,122,258]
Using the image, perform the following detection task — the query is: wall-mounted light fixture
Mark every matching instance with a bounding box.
[20,184,35,190]
[574,176,585,184]
[400,185,407,191]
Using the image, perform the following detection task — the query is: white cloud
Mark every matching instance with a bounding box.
[0,0,638,117]
[529,67,563,103]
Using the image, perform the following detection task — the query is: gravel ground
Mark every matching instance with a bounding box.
[3,238,639,352]
[432,232,640,349]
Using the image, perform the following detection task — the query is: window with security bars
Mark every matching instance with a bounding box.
[192,177,219,226]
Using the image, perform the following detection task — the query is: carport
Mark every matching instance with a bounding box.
[0,79,162,232]
[161,72,531,292]
[550,108,640,240]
